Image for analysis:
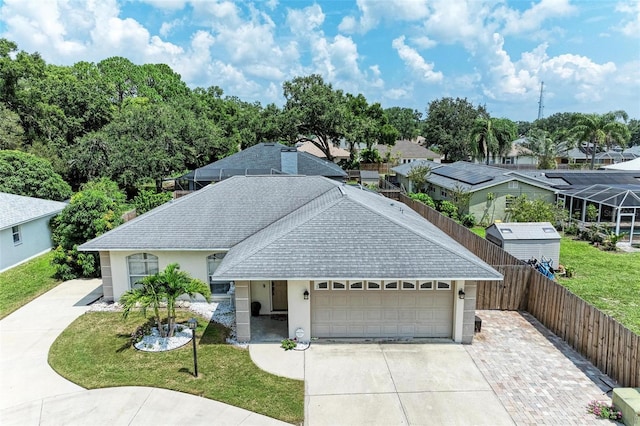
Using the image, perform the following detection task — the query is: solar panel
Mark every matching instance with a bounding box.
[431,166,493,186]
[545,172,640,186]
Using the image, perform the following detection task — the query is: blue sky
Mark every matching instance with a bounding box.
[1,0,638,121]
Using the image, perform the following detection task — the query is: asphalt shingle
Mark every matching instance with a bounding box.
[0,192,67,230]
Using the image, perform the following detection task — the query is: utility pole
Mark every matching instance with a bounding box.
[537,81,545,120]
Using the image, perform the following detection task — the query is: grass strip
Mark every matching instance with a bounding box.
[0,251,60,319]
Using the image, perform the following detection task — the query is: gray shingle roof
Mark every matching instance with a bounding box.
[180,143,347,182]
[81,175,501,281]
[0,192,67,230]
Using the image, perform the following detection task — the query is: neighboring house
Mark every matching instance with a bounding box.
[486,139,537,167]
[296,141,351,163]
[0,193,67,272]
[393,161,556,224]
[556,142,638,167]
[175,142,347,190]
[376,140,441,164]
[486,222,561,267]
[79,175,502,343]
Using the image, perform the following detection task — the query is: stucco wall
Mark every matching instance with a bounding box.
[0,215,57,272]
[250,280,273,315]
[287,280,311,341]
[461,281,477,344]
[109,250,213,300]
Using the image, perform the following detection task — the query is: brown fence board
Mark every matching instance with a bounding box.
[398,193,639,387]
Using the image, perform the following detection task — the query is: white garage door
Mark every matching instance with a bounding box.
[311,281,453,338]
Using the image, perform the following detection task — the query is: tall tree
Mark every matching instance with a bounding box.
[569,111,630,169]
[423,97,487,161]
[384,107,423,140]
[0,150,71,200]
[282,74,346,161]
[469,117,517,165]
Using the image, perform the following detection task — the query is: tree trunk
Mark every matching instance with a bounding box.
[590,137,596,170]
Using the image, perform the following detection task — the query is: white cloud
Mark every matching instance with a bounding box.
[159,19,184,37]
[286,4,325,35]
[498,0,576,36]
[411,36,437,50]
[391,36,443,83]
[616,0,640,37]
[339,0,430,34]
[384,86,412,100]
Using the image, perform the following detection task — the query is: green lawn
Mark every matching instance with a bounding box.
[0,251,61,319]
[49,311,304,424]
[470,226,486,238]
[558,237,640,335]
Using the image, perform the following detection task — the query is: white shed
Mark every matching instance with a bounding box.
[485,222,561,267]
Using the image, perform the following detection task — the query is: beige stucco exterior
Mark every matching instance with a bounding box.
[103,250,479,343]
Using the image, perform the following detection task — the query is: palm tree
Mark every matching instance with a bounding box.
[469,117,517,165]
[569,111,630,170]
[120,263,211,337]
[161,263,211,337]
[523,129,557,169]
[121,273,165,336]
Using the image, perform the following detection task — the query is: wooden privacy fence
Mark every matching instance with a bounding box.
[400,194,639,388]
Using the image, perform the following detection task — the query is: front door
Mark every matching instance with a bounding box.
[272,281,288,311]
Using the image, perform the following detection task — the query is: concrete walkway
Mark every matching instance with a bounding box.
[0,279,288,426]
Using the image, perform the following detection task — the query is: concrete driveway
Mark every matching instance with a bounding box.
[0,279,288,426]
[305,343,514,426]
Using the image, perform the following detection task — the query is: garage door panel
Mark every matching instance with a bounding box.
[349,310,365,321]
[311,288,453,338]
[332,310,348,321]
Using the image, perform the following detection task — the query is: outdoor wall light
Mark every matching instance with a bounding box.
[458,289,466,300]
[303,290,309,300]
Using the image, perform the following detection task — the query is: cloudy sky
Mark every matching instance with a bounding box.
[1,0,638,121]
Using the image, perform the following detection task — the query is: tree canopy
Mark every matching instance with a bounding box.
[0,150,72,200]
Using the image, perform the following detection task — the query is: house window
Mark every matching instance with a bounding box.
[441,190,448,197]
[366,281,381,290]
[508,181,519,189]
[505,195,515,209]
[418,281,434,290]
[12,226,22,245]
[504,157,513,165]
[315,281,329,290]
[207,253,230,294]
[384,281,398,290]
[401,281,416,290]
[436,281,451,290]
[349,281,363,290]
[127,253,159,288]
[332,281,346,290]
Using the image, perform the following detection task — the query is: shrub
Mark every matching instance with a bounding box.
[460,213,477,228]
[281,338,297,351]
[409,192,435,208]
[437,200,458,220]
